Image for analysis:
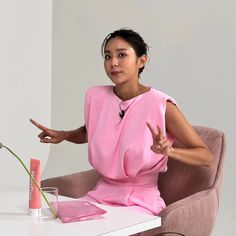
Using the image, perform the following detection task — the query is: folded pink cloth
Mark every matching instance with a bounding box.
[57,200,107,223]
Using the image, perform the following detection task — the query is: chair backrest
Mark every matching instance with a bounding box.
[158,126,226,206]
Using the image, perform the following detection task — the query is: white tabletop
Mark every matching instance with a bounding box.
[0,189,161,236]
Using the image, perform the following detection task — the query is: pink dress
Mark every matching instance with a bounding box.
[83,85,177,215]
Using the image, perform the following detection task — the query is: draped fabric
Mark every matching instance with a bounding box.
[83,85,177,215]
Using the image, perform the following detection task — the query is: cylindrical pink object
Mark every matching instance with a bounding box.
[29,158,41,216]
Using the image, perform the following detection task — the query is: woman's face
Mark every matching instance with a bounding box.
[103,37,146,86]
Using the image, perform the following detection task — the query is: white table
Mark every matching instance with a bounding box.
[0,188,161,236]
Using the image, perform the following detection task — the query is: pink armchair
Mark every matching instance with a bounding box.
[42,126,226,236]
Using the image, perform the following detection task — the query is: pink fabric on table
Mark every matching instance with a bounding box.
[57,200,107,223]
[84,85,178,215]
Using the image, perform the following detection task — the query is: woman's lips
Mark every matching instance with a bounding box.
[110,71,122,76]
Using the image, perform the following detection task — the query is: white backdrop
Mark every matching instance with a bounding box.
[35,0,236,235]
[0,0,52,190]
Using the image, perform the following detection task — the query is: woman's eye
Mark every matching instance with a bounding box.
[119,53,126,58]
[104,54,111,60]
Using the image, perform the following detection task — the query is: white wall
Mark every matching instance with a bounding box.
[44,0,236,235]
[0,0,52,190]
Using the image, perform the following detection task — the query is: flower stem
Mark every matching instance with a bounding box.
[1,144,57,218]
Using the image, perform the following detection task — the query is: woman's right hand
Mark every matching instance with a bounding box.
[30,118,66,144]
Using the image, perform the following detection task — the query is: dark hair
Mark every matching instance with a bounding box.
[101,28,149,75]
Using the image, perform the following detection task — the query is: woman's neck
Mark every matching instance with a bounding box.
[113,83,150,101]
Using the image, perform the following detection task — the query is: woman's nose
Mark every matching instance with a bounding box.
[111,57,118,67]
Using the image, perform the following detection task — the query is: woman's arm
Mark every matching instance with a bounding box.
[62,125,88,144]
[30,119,87,144]
[147,102,213,167]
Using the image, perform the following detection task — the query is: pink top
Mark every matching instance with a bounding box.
[84,85,177,215]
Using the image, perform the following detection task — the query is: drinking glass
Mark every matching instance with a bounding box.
[39,187,58,221]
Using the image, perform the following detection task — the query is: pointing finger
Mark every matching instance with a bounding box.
[30,118,48,132]
[146,122,158,139]
[157,126,164,139]
[146,122,157,135]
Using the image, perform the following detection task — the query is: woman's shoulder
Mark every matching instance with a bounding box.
[149,87,172,99]
[149,88,178,105]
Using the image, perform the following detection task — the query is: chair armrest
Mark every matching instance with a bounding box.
[158,188,216,216]
[41,169,101,198]
[152,188,219,236]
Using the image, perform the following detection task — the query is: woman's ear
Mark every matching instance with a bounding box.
[138,55,148,69]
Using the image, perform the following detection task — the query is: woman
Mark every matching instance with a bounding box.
[30,28,213,216]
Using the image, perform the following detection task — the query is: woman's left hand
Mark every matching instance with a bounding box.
[146,122,172,156]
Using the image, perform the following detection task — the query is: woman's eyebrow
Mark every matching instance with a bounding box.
[116,48,127,52]
[104,48,128,53]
